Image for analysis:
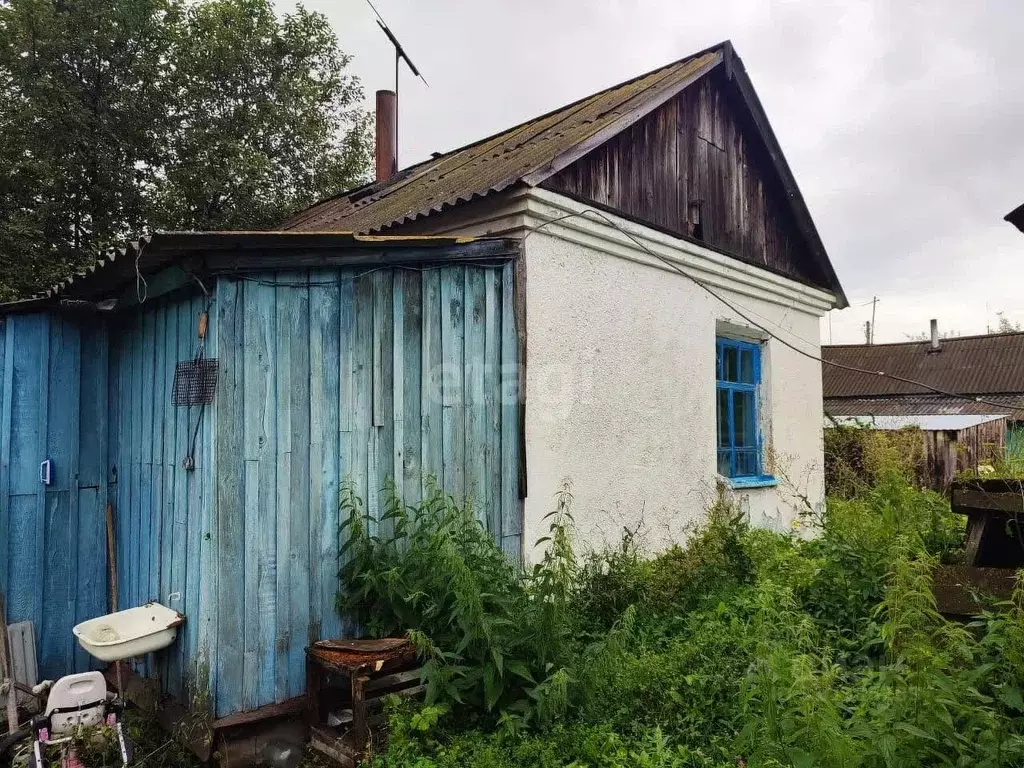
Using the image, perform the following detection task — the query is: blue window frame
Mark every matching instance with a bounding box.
[716,337,763,479]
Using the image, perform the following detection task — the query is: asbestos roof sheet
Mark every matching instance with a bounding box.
[282,50,723,234]
[824,394,1024,418]
[822,333,1024,398]
[827,414,1006,431]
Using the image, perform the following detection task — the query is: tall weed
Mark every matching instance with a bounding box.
[342,469,1024,768]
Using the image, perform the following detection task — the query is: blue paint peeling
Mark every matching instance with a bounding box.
[0,261,521,719]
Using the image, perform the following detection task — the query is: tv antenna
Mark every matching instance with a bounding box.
[366,0,427,168]
[367,0,427,91]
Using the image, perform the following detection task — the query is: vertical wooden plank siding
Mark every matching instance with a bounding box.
[41,318,79,675]
[0,258,520,717]
[312,271,342,641]
[464,269,487,518]
[400,271,422,504]
[542,72,821,286]
[0,318,12,604]
[287,275,311,700]
[215,278,244,716]
[99,295,216,703]
[191,263,517,715]
[420,270,443,490]
[440,268,466,496]
[0,313,109,680]
[273,272,294,703]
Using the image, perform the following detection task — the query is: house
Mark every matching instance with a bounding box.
[822,332,1024,418]
[822,331,1024,471]
[284,40,846,544]
[1,40,845,727]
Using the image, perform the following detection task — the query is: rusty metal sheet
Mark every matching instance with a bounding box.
[308,638,415,672]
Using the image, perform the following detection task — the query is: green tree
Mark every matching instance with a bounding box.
[149,0,371,231]
[0,0,371,301]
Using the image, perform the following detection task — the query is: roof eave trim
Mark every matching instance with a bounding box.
[520,52,724,188]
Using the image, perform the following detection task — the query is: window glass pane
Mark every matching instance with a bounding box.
[735,449,758,477]
[739,348,756,384]
[733,389,756,448]
[721,345,738,382]
[716,388,730,447]
[718,449,732,476]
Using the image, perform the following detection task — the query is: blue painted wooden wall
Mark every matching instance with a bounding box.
[0,313,109,679]
[106,292,217,704]
[1,259,521,719]
[207,263,521,715]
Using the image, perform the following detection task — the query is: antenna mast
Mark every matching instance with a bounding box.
[366,0,427,169]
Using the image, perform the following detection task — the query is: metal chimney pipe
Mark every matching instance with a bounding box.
[930,319,939,351]
[375,90,397,183]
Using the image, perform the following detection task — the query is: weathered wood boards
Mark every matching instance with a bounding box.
[0,314,108,681]
[544,71,823,287]
[1,257,521,721]
[103,262,520,718]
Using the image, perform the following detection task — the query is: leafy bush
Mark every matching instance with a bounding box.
[339,479,579,727]
[342,470,1024,768]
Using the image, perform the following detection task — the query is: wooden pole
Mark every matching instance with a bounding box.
[105,502,118,613]
[0,593,18,733]
[105,502,125,699]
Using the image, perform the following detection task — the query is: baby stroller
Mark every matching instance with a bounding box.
[2,671,130,768]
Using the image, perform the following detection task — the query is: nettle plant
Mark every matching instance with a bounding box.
[338,479,580,728]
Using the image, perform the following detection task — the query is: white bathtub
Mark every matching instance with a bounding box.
[73,603,185,663]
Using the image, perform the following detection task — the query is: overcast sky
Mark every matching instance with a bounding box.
[287,0,1024,344]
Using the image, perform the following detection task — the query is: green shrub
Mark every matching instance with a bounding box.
[342,467,1024,768]
[339,479,579,727]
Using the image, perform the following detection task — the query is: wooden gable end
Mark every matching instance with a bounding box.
[542,70,825,288]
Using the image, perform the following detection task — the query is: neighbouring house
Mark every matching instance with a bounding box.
[1,40,845,728]
[822,330,1024,473]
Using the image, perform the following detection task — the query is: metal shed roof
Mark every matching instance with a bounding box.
[824,394,1024,418]
[0,230,518,311]
[822,333,1024,398]
[827,414,1006,431]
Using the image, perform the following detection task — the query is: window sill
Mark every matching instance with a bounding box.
[726,475,778,490]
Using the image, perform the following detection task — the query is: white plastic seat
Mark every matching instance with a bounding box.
[43,671,108,735]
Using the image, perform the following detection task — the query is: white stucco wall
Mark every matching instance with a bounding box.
[393,187,838,559]
[518,193,832,557]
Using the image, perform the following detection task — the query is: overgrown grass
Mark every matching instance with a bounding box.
[340,466,1024,768]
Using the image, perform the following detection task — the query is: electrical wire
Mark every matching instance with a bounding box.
[524,208,1024,415]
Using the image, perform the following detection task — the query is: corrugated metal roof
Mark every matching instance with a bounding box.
[822,333,1024,398]
[827,414,1006,431]
[824,394,1024,417]
[282,51,721,234]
